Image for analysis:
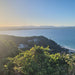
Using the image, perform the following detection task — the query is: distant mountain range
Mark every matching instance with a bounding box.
[0,26,54,30]
[0,26,75,31]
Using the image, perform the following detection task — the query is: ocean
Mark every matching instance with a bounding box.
[0,27,75,50]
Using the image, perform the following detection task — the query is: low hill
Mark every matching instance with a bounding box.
[0,35,69,53]
[0,35,74,75]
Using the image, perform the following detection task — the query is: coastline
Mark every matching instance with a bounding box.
[61,46,75,53]
[0,34,75,54]
[0,34,70,54]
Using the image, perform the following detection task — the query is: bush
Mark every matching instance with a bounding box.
[3,46,73,75]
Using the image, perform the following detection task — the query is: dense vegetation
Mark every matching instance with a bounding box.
[0,35,75,75]
[0,35,69,53]
[2,46,75,75]
[0,39,20,74]
[0,39,19,58]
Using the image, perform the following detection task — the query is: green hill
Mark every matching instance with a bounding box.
[0,35,69,53]
[0,35,74,75]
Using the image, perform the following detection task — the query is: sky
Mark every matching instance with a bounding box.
[0,0,75,27]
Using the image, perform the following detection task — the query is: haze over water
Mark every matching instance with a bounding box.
[0,27,75,50]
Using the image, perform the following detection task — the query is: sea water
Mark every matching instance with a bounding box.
[0,27,75,50]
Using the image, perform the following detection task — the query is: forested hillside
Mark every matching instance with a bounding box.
[0,35,75,75]
[0,35,69,53]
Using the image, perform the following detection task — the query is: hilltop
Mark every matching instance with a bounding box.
[0,35,69,54]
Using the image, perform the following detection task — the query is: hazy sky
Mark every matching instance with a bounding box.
[0,0,75,27]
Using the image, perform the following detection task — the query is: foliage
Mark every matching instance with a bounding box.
[0,39,20,74]
[3,46,75,75]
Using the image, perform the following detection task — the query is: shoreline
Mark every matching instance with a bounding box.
[0,34,75,53]
[61,46,75,53]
